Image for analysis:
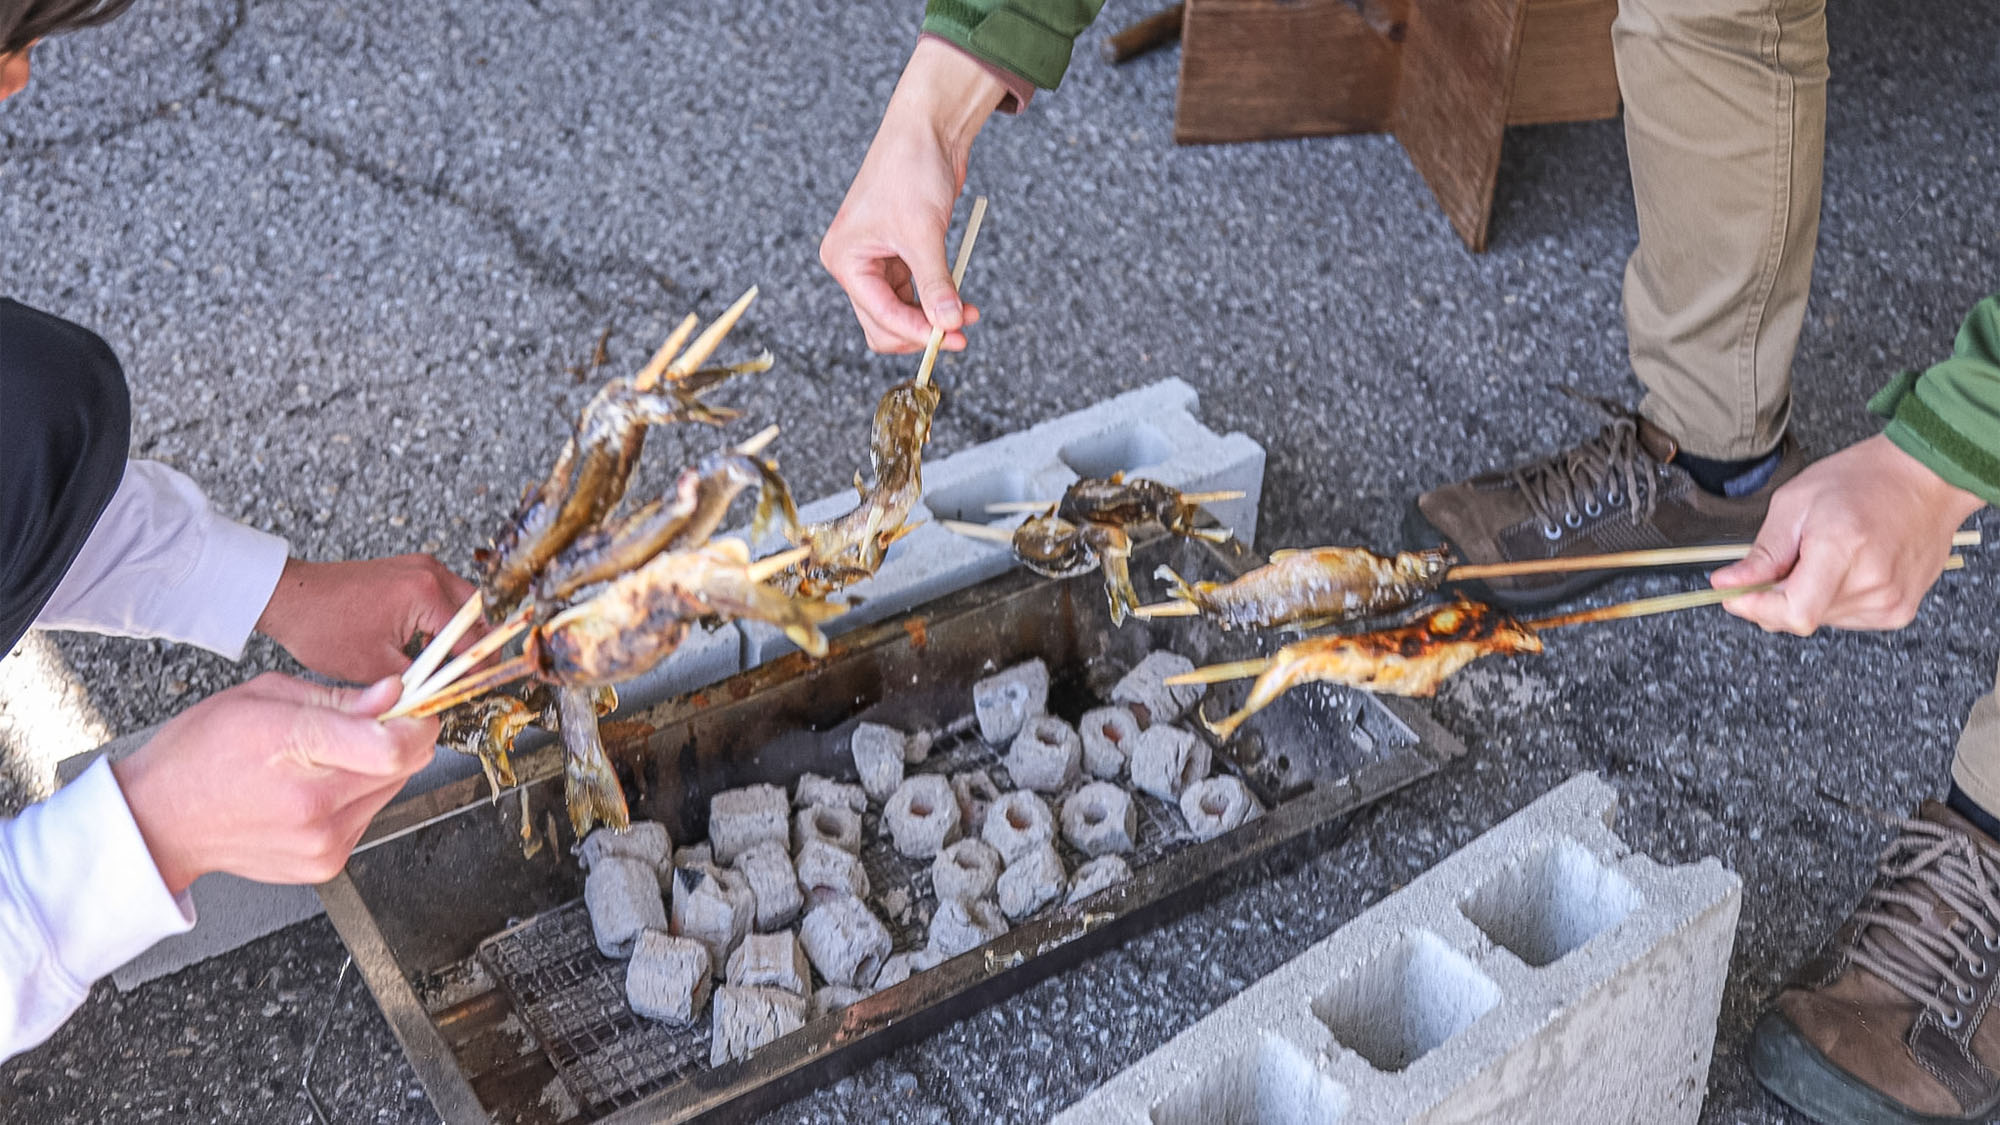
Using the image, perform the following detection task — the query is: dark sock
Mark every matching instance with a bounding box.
[1673,448,1783,498]
[1947,782,2000,842]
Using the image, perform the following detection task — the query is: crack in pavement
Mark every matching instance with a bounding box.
[9,0,680,326]
[0,0,247,156]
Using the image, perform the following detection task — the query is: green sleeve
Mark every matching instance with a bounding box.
[923,0,1108,90]
[1869,295,2000,507]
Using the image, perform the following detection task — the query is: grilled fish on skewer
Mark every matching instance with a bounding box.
[533,445,800,607]
[1053,475,1232,544]
[1005,475,1233,625]
[776,379,942,598]
[539,541,842,686]
[1192,601,1542,740]
[1154,546,1454,631]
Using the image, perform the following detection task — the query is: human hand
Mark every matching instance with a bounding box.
[821,37,1002,354]
[112,675,439,892]
[256,554,480,683]
[1711,434,1985,634]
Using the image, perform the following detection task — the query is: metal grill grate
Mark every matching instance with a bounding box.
[478,903,709,1112]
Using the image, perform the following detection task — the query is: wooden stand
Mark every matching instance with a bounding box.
[1174,0,1619,251]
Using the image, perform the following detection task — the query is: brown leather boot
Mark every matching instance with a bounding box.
[1751,803,2000,1123]
[1405,398,1804,608]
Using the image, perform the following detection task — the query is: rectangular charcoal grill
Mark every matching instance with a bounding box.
[320,533,1469,1124]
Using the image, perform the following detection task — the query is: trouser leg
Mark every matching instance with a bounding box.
[1614,0,1829,460]
[1951,660,2000,816]
[0,299,131,655]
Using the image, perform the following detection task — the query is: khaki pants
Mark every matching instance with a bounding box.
[1952,665,2000,813]
[1614,0,1830,460]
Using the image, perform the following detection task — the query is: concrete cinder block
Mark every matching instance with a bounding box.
[736,378,1267,666]
[1052,773,1741,1125]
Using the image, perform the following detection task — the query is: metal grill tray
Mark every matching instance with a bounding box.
[324,534,1469,1124]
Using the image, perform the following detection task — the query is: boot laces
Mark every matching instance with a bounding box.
[1846,818,2000,1027]
[1507,396,1660,539]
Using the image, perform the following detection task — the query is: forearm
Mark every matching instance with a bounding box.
[33,460,289,659]
[0,758,195,1061]
[889,36,1013,161]
[1869,296,2000,508]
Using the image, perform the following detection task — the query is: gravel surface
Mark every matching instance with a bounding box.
[2,0,1997,1121]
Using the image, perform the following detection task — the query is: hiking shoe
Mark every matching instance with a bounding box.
[1751,804,2000,1124]
[1405,398,1804,608]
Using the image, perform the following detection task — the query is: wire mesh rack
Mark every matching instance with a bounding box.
[474,702,1247,1115]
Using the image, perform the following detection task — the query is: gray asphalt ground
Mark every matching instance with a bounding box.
[2,0,1996,1121]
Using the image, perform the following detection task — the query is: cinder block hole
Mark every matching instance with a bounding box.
[1459,839,1644,967]
[1061,423,1175,479]
[1149,1036,1349,1125]
[926,468,1034,524]
[1312,931,1499,1072]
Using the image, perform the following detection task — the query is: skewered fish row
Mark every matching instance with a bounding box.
[437,289,844,836]
[1153,545,1454,631]
[1008,475,1233,625]
[475,289,765,620]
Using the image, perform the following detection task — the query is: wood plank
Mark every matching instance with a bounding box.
[1103,2,1186,65]
[1390,0,1532,250]
[1509,0,1620,125]
[1174,0,1407,145]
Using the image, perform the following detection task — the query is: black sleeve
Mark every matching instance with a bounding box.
[0,298,131,654]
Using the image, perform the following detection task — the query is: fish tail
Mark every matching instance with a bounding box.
[559,687,629,836]
[1153,564,1209,610]
[566,751,630,837]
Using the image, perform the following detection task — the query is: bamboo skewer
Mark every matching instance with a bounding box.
[633,313,701,390]
[666,287,759,382]
[983,489,1245,515]
[940,519,1017,544]
[1452,530,1979,581]
[403,606,532,708]
[747,546,811,584]
[915,196,989,389]
[401,593,486,690]
[982,501,1057,516]
[385,653,538,721]
[1518,582,1773,631]
[735,423,781,457]
[1159,584,1776,688]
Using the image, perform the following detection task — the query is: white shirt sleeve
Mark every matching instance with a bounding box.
[32,460,290,660]
[0,757,196,1061]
